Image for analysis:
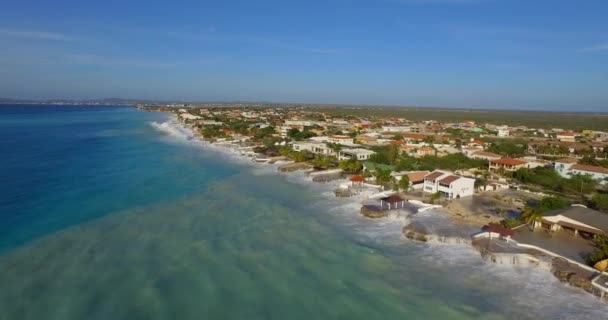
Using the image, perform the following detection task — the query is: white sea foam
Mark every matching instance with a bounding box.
[149,120,194,141]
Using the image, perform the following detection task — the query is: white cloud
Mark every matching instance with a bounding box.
[0,28,73,41]
[578,44,608,53]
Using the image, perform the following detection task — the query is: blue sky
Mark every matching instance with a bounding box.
[0,0,607,110]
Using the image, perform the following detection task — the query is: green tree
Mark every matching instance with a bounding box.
[521,207,544,225]
[592,194,608,211]
[374,168,393,186]
[326,142,343,155]
[339,159,363,173]
[398,175,411,191]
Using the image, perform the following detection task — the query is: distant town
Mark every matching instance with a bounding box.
[140,102,608,301]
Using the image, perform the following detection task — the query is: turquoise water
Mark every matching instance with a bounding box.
[0,105,606,319]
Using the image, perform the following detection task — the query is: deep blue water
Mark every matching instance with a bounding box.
[0,105,236,252]
[1,105,607,320]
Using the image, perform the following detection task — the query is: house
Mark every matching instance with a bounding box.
[465,139,487,148]
[338,148,376,161]
[422,171,476,198]
[328,135,355,145]
[390,170,430,190]
[382,126,410,133]
[497,126,510,137]
[414,147,435,158]
[291,141,335,156]
[489,158,527,171]
[470,151,502,161]
[557,132,578,142]
[532,206,608,238]
[355,135,378,145]
[555,158,608,184]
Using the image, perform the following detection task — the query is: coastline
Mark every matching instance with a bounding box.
[153,112,608,304]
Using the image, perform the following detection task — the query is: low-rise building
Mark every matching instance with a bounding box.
[557,132,578,142]
[382,126,410,133]
[555,158,608,184]
[422,171,476,198]
[338,148,376,161]
[489,158,527,171]
[327,135,355,145]
[532,206,608,238]
[497,126,510,137]
[390,170,430,190]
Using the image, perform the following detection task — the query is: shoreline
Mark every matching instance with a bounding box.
[156,113,608,303]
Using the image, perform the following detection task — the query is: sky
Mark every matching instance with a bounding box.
[0,0,607,111]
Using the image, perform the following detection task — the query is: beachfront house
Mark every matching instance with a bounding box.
[532,206,608,239]
[554,158,608,184]
[338,148,376,161]
[422,171,476,199]
[390,170,430,190]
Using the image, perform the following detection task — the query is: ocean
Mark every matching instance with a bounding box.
[0,105,606,319]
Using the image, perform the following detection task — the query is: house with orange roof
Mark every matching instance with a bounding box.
[489,158,527,171]
[414,147,435,158]
[390,170,430,190]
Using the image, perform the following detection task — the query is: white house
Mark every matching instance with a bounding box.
[338,148,376,161]
[327,135,355,145]
[422,171,476,199]
[497,126,510,137]
[554,158,608,184]
[382,126,411,133]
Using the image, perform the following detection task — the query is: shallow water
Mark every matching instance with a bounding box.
[0,105,606,319]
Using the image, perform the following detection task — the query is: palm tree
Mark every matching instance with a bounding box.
[521,207,543,227]
[326,142,342,156]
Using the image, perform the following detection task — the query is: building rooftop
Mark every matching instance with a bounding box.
[569,164,608,174]
[424,171,447,181]
[544,206,608,233]
[438,175,461,185]
[472,151,501,158]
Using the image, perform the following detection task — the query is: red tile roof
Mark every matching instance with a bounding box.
[485,224,515,237]
[406,171,430,183]
[439,175,460,184]
[350,175,365,182]
[424,171,446,181]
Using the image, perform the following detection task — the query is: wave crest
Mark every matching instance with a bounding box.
[150,121,194,141]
